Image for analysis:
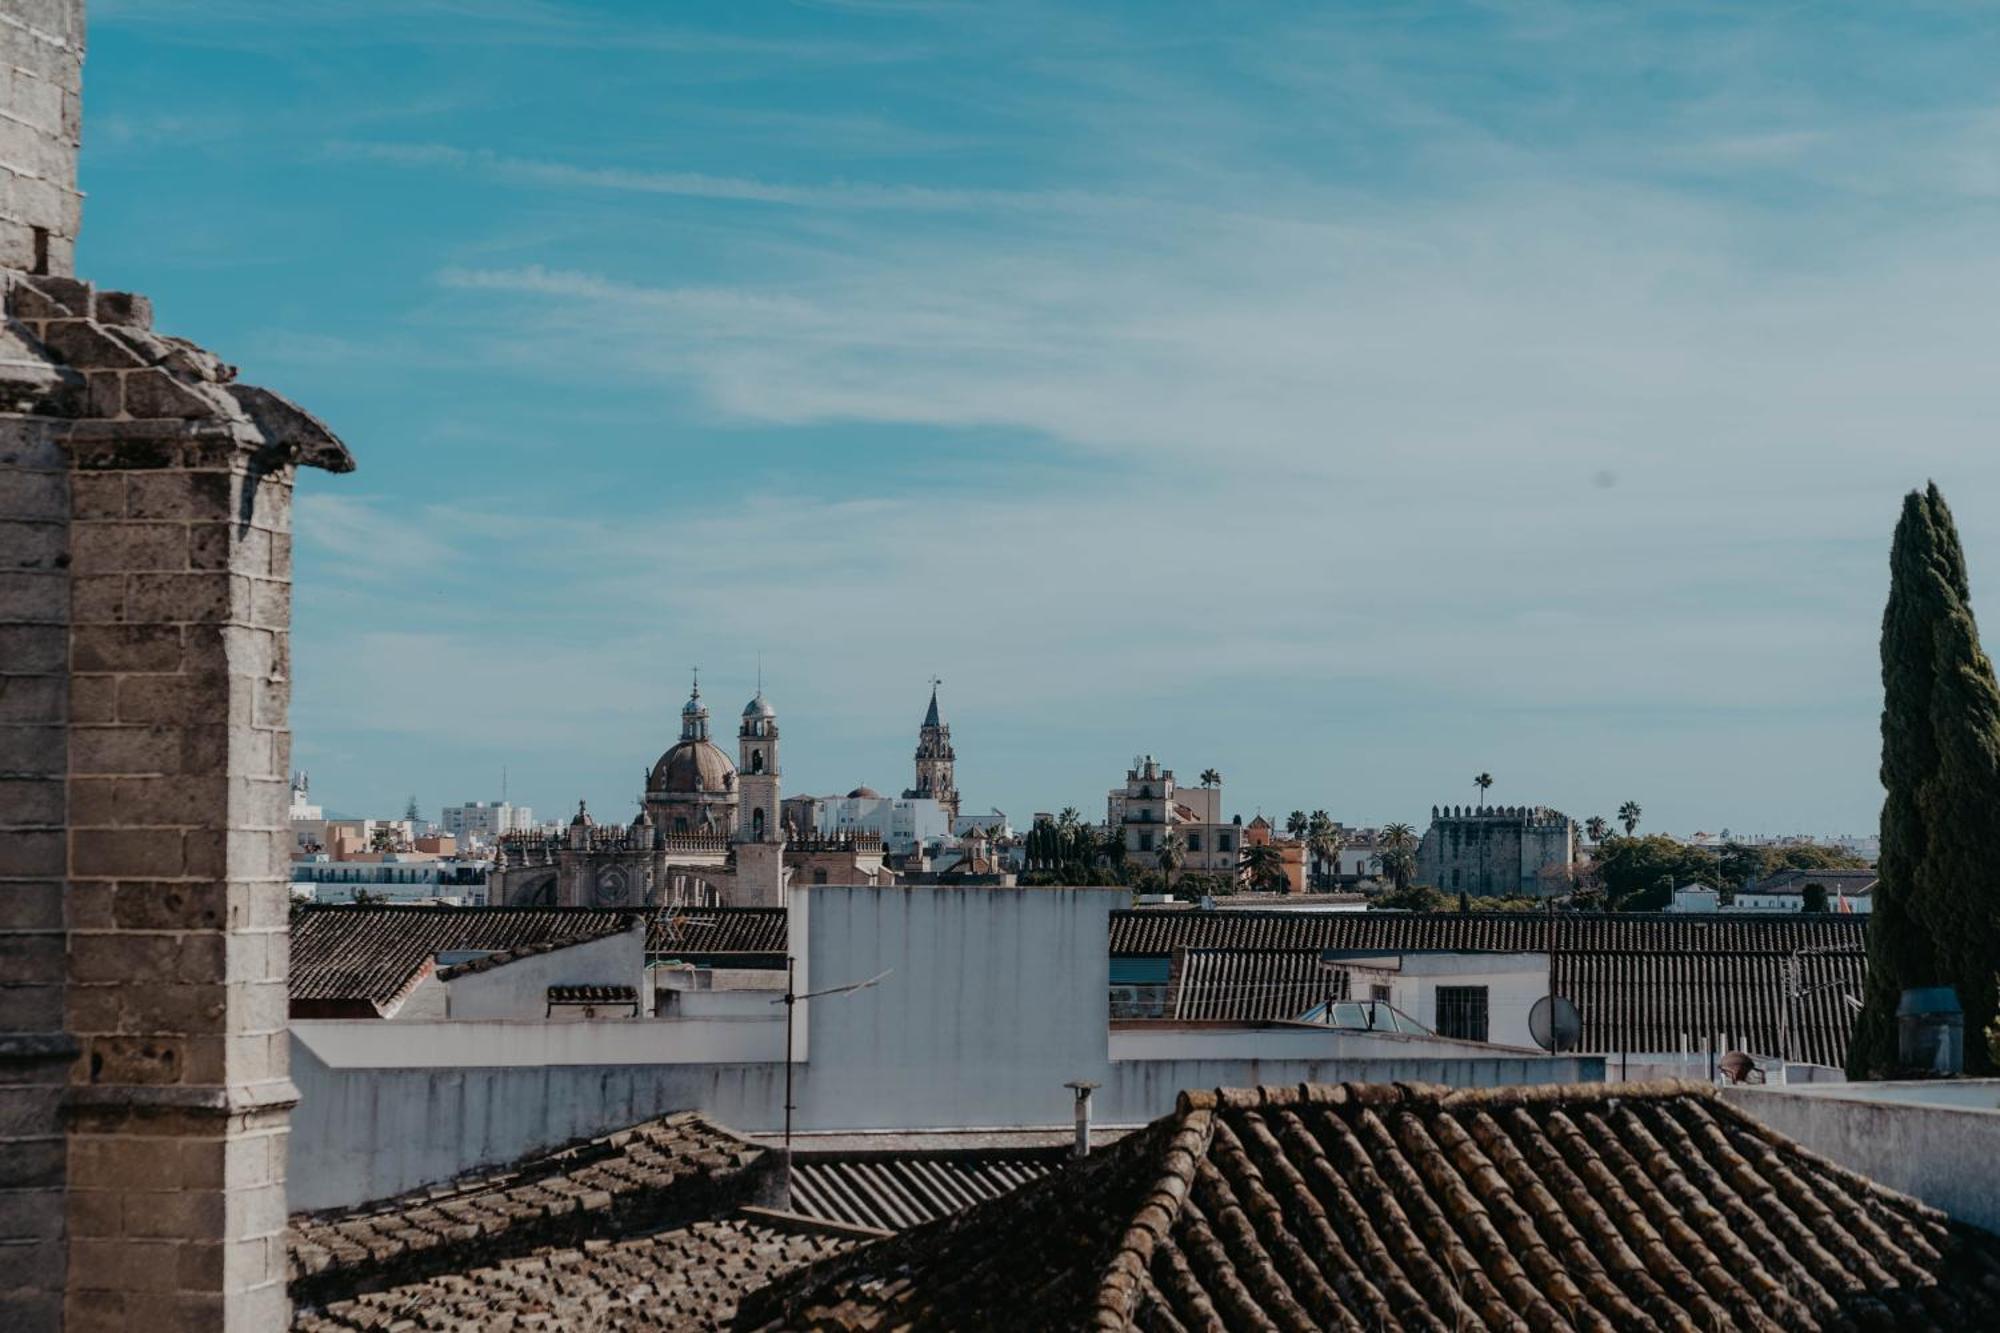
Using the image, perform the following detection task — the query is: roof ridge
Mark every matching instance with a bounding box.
[1092,1103,1215,1329]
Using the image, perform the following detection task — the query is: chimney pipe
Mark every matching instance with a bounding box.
[1064,1080,1099,1159]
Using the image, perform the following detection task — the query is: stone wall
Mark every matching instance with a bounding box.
[0,265,351,1330]
[0,0,84,276]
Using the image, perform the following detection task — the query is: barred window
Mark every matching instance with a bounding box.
[1435,986,1489,1043]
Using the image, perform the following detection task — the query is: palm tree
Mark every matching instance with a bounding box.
[1584,815,1609,843]
[1474,772,1494,807]
[1285,809,1308,840]
[1617,801,1642,836]
[1158,830,1186,895]
[1242,843,1287,893]
[1057,806,1081,831]
[1377,821,1418,891]
[1200,768,1221,790]
[1307,812,1345,890]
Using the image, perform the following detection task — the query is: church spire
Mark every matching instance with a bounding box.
[923,676,942,729]
[906,678,959,823]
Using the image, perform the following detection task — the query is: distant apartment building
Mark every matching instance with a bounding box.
[1109,756,1239,874]
[441,799,536,844]
[781,789,952,855]
[1417,804,1577,897]
[1670,869,1876,915]
[290,852,491,905]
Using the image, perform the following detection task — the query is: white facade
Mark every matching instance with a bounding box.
[396,925,647,1022]
[812,793,951,854]
[1669,883,1872,915]
[441,800,535,843]
[290,854,491,905]
[953,809,1012,839]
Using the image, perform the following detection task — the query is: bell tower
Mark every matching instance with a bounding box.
[905,679,960,824]
[737,689,781,844]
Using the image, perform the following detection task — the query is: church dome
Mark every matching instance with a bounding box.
[652,739,736,796]
[847,785,881,800]
[743,692,776,719]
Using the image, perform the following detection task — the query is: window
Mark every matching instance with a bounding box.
[1370,982,1392,1004]
[1218,834,1233,852]
[1435,986,1489,1043]
[1186,833,1202,852]
[1138,831,1154,852]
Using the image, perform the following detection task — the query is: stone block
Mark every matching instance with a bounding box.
[0,1136,64,1189]
[85,371,123,419]
[68,725,181,778]
[63,1187,123,1240]
[69,1237,182,1294]
[247,578,288,629]
[122,370,219,421]
[82,1035,186,1086]
[126,571,239,624]
[71,827,186,878]
[0,722,63,775]
[69,624,184,673]
[66,675,114,723]
[0,570,64,620]
[0,1239,66,1292]
[94,292,152,329]
[37,319,145,372]
[0,674,64,724]
[0,518,65,570]
[0,828,61,876]
[69,573,126,623]
[0,929,64,983]
[69,1138,181,1193]
[0,468,65,520]
[67,933,181,987]
[0,1188,68,1243]
[113,881,226,933]
[0,626,64,672]
[0,776,63,825]
[69,523,187,575]
[0,982,63,1031]
[0,881,63,931]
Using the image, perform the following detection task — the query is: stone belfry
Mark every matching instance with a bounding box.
[733,686,785,906]
[903,680,960,823]
[0,4,353,1329]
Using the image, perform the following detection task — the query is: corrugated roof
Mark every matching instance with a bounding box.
[290,905,636,1013]
[1110,908,1867,956]
[1159,931,1866,1065]
[648,905,788,958]
[744,1080,2000,1331]
[787,1150,1061,1232]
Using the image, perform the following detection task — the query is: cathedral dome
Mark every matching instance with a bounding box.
[847,785,881,800]
[651,739,736,796]
[743,692,775,719]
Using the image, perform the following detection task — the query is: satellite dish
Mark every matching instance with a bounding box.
[1530,995,1582,1052]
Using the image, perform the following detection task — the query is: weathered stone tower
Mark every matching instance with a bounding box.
[732,689,785,906]
[903,681,959,824]
[0,5,353,1328]
[1415,805,1577,898]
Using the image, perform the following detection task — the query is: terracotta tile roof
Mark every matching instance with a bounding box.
[293,1213,854,1332]
[288,1111,778,1312]
[787,1149,1062,1232]
[1109,908,1867,956]
[290,905,637,1015]
[743,1080,2000,1331]
[647,906,788,960]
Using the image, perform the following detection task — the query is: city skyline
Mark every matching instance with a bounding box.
[75,2,2000,834]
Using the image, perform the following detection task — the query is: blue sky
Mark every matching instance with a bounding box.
[78,1,2000,835]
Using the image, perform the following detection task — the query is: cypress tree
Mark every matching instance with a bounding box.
[1850,484,2000,1076]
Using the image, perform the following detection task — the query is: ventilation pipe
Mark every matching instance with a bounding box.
[1064,1081,1100,1159]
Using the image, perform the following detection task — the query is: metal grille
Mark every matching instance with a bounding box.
[1435,985,1489,1042]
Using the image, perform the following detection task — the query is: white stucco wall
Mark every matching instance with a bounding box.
[1724,1081,2000,1232]
[442,925,645,1021]
[289,884,1603,1210]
